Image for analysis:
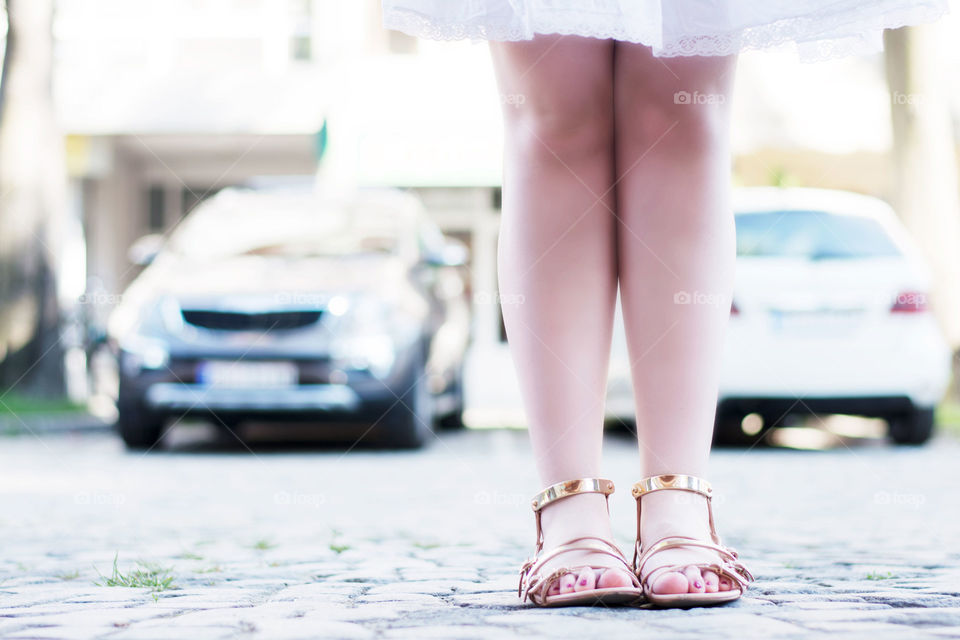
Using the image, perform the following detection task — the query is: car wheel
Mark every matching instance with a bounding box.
[375,353,434,449]
[116,401,165,450]
[437,366,465,430]
[888,407,935,445]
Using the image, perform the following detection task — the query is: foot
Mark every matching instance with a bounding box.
[637,489,739,595]
[533,492,636,597]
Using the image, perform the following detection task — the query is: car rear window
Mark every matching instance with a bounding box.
[735,210,901,260]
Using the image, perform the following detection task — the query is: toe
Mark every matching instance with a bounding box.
[718,575,732,592]
[651,571,689,595]
[558,572,578,594]
[596,568,634,589]
[573,568,596,592]
[702,570,719,593]
[683,566,705,593]
[547,578,562,596]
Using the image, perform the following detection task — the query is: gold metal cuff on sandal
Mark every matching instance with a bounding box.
[631,474,712,499]
[530,478,615,512]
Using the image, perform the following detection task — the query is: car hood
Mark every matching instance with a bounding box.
[139,253,408,299]
[110,253,413,339]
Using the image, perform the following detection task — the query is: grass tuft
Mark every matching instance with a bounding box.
[866,570,896,581]
[412,541,441,550]
[252,539,276,551]
[194,565,222,574]
[95,553,176,593]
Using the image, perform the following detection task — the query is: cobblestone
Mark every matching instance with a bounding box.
[0,426,959,639]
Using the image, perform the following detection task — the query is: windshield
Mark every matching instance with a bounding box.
[168,208,407,259]
[735,210,901,260]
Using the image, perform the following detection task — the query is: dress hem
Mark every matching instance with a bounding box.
[382,3,948,61]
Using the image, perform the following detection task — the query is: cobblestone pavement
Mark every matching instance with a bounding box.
[1,423,959,640]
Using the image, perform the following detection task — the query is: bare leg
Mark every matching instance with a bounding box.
[613,44,738,594]
[490,35,632,592]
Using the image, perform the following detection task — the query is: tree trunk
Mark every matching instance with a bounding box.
[884,25,960,347]
[0,0,67,396]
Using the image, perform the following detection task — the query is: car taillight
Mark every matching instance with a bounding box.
[891,291,928,313]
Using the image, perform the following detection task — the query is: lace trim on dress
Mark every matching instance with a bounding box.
[382,3,948,61]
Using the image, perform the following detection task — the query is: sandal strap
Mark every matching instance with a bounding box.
[531,478,615,512]
[525,562,642,604]
[631,474,722,566]
[631,474,754,591]
[643,560,752,592]
[518,536,637,601]
[524,536,628,577]
[636,536,735,577]
[635,536,754,590]
[527,478,616,559]
[631,474,713,499]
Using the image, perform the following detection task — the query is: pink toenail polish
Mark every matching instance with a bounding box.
[694,581,702,589]
[579,579,587,585]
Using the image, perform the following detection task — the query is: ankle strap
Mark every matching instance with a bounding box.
[631,474,721,568]
[531,478,615,513]
[529,478,615,555]
[631,474,712,499]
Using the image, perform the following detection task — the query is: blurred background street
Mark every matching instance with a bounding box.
[3,0,960,442]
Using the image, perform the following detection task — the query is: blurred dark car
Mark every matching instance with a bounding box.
[108,186,470,449]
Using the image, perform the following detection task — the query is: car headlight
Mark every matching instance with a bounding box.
[120,335,170,374]
[332,334,396,378]
[330,297,398,377]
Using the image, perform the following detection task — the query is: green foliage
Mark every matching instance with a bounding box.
[95,554,176,593]
[768,166,801,188]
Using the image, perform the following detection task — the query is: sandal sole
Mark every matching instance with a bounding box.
[643,589,743,608]
[534,587,645,607]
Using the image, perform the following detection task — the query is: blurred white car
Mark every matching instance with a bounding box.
[607,187,952,445]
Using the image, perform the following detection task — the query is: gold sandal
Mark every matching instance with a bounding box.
[518,478,644,607]
[631,474,754,607]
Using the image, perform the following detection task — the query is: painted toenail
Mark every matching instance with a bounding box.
[694,581,702,589]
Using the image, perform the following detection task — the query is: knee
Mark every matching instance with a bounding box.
[504,89,613,160]
[622,92,730,153]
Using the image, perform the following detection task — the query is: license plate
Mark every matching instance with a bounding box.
[196,360,297,388]
[770,310,862,336]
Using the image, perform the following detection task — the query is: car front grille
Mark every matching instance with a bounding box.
[181,309,323,331]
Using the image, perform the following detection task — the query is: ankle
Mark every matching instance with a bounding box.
[638,491,711,538]
[539,493,613,543]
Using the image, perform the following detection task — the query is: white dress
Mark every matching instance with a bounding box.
[382,0,948,61]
